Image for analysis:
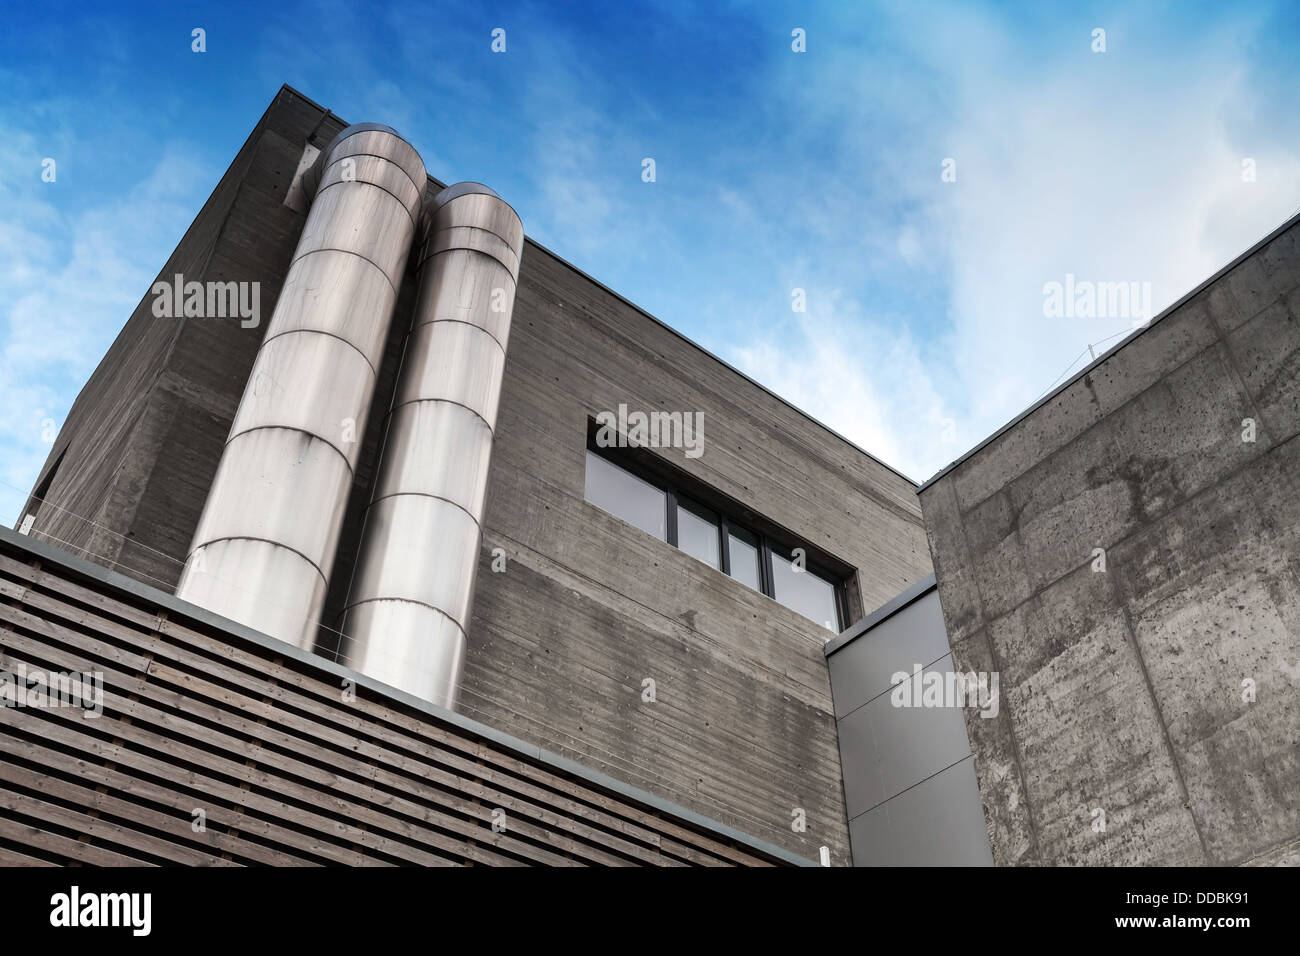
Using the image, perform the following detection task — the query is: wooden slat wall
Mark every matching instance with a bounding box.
[0,542,795,867]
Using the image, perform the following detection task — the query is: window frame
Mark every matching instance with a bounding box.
[583,433,850,631]
[673,493,722,570]
[583,446,668,541]
[765,538,849,634]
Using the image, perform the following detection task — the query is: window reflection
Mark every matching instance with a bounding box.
[727,527,761,592]
[583,446,844,630]
[676,498,719,569]
[771,552,838,630]
[584,450,666,540]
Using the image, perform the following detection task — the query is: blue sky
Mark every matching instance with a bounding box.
[2,0,1298,525]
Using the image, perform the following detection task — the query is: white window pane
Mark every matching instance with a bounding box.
[677,502,719,569]
[584,451,665,540]
[771,552,838,630]
[728,531,761,592]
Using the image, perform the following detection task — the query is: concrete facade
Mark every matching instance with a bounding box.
[463,242,929,862]
[20,86,934,862]
[919,215,1300,865]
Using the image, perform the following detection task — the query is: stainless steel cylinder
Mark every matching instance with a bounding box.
[176,124,426,649]
[340,183,524,709]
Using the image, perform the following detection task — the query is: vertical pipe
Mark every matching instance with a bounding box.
[340,183,524,708]
[176,124,426,649]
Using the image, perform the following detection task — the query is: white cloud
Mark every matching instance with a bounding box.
[0,135,210,525]
[724,2,1300,484]
[730,293,950,483]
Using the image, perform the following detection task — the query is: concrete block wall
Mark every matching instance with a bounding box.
[918,215,1300,865]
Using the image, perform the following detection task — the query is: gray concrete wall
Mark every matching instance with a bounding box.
[919,215,1300,865]
[26,86,935,862]
[826,579,992,866]
[460,233,931,863]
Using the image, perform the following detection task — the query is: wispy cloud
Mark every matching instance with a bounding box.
[0,119,210,522]
[716,1,1300,481]
[0,0,1296,523]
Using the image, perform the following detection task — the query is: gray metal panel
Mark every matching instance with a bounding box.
[824,572,936,656]
[185,427,353,569]
[826,589,950,718]
[227,330,376,468]
[259,250,398,368]
[347,493,481,631]
[340,598,467,710]
[848,756,993,866]
[836,653,974,818]
[177,537,326,649]
[373,401,494,515]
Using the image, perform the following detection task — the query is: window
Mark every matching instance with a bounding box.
[726,526,761,592]
[583,444,848,631]
[770,550,840,631]
[676,497,719,569]
[584,450,667,540]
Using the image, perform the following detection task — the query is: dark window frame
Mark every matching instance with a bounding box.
[765,538,850,635]
[584,427,849,631]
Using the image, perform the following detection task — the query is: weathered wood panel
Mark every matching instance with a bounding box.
[0,530,798,866]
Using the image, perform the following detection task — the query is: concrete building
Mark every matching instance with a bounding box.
[5,86,932,866]
[918,213,1300,866]
[4,85,1296,867]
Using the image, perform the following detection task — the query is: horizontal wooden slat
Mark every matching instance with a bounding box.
[0,631,608,868]
[13,584,743,863]
[0,767,236,867]
[0,542,795,867]
[0,733,318,866]
[0,663,519,868]
[0,813,153,867]
[0,845,58,866]
[0,718,390,866]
